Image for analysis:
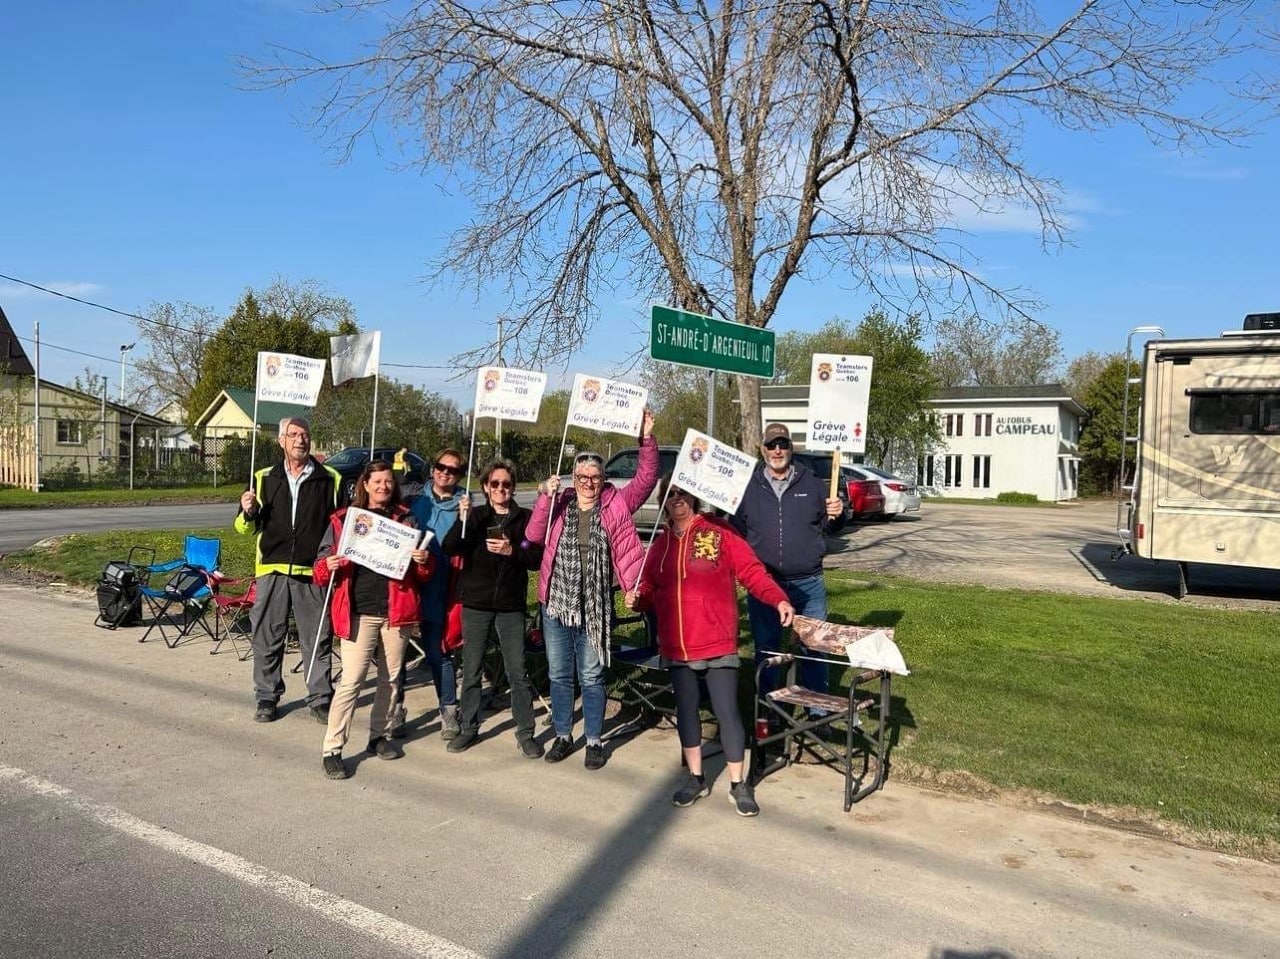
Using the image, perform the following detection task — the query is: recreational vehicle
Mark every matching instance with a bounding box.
[1121,314,1280,596]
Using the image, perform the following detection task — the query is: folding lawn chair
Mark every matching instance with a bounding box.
[603,592,674,743]
[209,577,256,660]
[136,535,221,648]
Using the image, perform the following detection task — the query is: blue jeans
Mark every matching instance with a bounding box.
[421,618,457,707]
[391,618,456,709]
[748,572,829,698]
[541,607,606,742]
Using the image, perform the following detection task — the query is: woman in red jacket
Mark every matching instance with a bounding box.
[314,460,433,780]
[627,478,794,816]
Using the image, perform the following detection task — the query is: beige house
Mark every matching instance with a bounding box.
[194,387,311,467]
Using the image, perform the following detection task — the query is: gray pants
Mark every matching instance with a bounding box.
[250,573,333,707]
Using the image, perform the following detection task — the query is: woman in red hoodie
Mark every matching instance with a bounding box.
[314,460,433,780]
[627,477,794,816]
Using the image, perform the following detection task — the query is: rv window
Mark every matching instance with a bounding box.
[1189,392,1280,434]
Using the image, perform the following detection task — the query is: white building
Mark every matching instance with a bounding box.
[759,383,1085,502]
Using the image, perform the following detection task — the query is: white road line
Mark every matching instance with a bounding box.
[0,763,485,959]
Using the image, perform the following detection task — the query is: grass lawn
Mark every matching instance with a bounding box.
[0,486,230,510]
[5,531,1277,854]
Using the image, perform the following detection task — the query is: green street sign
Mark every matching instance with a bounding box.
[650,305,776,379]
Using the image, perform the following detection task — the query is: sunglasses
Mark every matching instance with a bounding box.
[763,439,792,451]
[487,480,513,490]
[434,462,463,475]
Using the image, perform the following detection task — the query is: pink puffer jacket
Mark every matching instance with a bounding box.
[525,436,659,603]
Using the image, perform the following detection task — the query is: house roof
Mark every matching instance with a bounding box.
[195,387,311,430]
[761,382,1085,416]
[0,305,36,377]
[35,379,170,427]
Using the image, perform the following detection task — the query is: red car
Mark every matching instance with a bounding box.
[842,467,886,521]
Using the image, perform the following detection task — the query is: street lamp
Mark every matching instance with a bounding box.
[119,343,136,403]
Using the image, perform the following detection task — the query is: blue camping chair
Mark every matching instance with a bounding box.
[137,535,222,648]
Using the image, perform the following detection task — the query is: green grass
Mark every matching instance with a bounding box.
[5,531,1277,853]
[919,495,1059,508]
[820,571,1279,851]
[0,486,230,510]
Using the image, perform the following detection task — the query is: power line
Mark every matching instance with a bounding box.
[16,334,135,369]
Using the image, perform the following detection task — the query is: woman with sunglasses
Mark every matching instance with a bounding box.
[526,410,657,770]
[625,477,793,815]
[440,460,543,756]
[315,460,433,780]
[403,449,468,740]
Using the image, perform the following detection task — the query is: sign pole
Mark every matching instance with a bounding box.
[462,416,479,537]
[248,392,261,490]
[305,574,337,687]
[632,483,675,592]
[369,372,379,459]
[829,449,842,500]
[706,370,716,438]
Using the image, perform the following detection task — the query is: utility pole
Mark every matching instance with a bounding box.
[119,343,135,403]
[32,321,41,491]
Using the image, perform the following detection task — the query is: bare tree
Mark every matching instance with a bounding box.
[131,301,220,412]
[931,314,1064,387]
[245,1,1274,447]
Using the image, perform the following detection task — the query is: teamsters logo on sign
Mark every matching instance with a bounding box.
[565,373,647,437]
[264,354,282,379]
[689,437,708,463]
[351,515,373,538]
[483,368,502,392]
[806,352,874,453]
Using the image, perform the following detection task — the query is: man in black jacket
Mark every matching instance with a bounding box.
[235,417,344,724]
[730,423,845,698]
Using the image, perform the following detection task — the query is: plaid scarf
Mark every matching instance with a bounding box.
[546,502,613,667]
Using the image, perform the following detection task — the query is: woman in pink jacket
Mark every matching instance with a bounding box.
[526,411,657,770]
[626,478,793,816]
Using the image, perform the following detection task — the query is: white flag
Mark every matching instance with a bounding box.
[670,428,757,515]
[330,331,381,386]
[566,373,648,437]
[473,366,547,423]
[255,351,326,407]
[806,352,873,453]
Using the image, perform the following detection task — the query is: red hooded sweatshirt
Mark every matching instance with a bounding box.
[637,514,787,662]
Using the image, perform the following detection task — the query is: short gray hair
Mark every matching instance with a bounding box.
[278,416,311,437]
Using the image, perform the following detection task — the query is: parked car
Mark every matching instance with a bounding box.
[839,466,887,521]
[847,464,921,517]
[324,446,429,502]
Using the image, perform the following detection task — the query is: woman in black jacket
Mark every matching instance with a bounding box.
[441,460,543,756]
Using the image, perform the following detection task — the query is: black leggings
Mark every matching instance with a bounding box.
[670,665,745,763]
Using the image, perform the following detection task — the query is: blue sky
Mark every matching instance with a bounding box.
[2,2,1277,411]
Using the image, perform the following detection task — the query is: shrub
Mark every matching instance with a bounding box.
[995,491,1039,504]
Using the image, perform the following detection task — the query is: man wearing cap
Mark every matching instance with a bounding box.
[730,423,845,699]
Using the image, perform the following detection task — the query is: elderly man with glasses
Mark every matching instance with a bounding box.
[526,410,657,770]
[398,448,468,739]
[730,423,845,703]
[235,416,344,724]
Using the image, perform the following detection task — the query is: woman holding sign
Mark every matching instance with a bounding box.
[526,410,657,771]
[626,477,794,816]
[315,461,433,780]
[441,460,543,757]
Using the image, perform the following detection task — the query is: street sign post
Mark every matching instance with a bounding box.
[650,305,776,379]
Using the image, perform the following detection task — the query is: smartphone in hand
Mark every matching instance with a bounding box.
[486,525,504,540]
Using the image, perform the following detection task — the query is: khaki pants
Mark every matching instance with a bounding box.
[322,615,409,755]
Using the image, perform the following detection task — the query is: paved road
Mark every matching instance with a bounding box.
[828,501,1280,609]
[1,586,1276,959]
[0,504,234,554]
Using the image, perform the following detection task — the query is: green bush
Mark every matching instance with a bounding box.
[995,491,1039,504]
[42,462,87,491]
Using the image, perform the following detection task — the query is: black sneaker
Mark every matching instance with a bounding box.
[583,743,606,771]
[446,729,478,753]
[728,780,760,817]
[518,738,545,760]
[671,774,710,807]
[254,701,278,723]
[309,703,330,725]
[322,754,347,780]
[544,736,574,764]
[366,737,402,760]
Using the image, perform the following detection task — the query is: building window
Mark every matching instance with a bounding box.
[919,455,935,488]
[56,420,83,445]
[944,413,964,437]
[972,454,991,489]
[939,454,963,489]
[974,413,993,437]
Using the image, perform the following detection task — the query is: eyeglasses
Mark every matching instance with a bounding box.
[487,480,513,490]
[763,439,792,451]
[284,431,310,441]
[574,474,603,485]
[434,462,462,475]
[574,453,604,467]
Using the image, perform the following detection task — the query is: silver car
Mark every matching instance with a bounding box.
[847,464,922,517]
[559,446,682,530]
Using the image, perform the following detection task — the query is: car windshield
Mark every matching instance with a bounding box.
[325,449,367,469]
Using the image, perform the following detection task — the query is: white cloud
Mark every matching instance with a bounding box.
[0,280,104,299]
